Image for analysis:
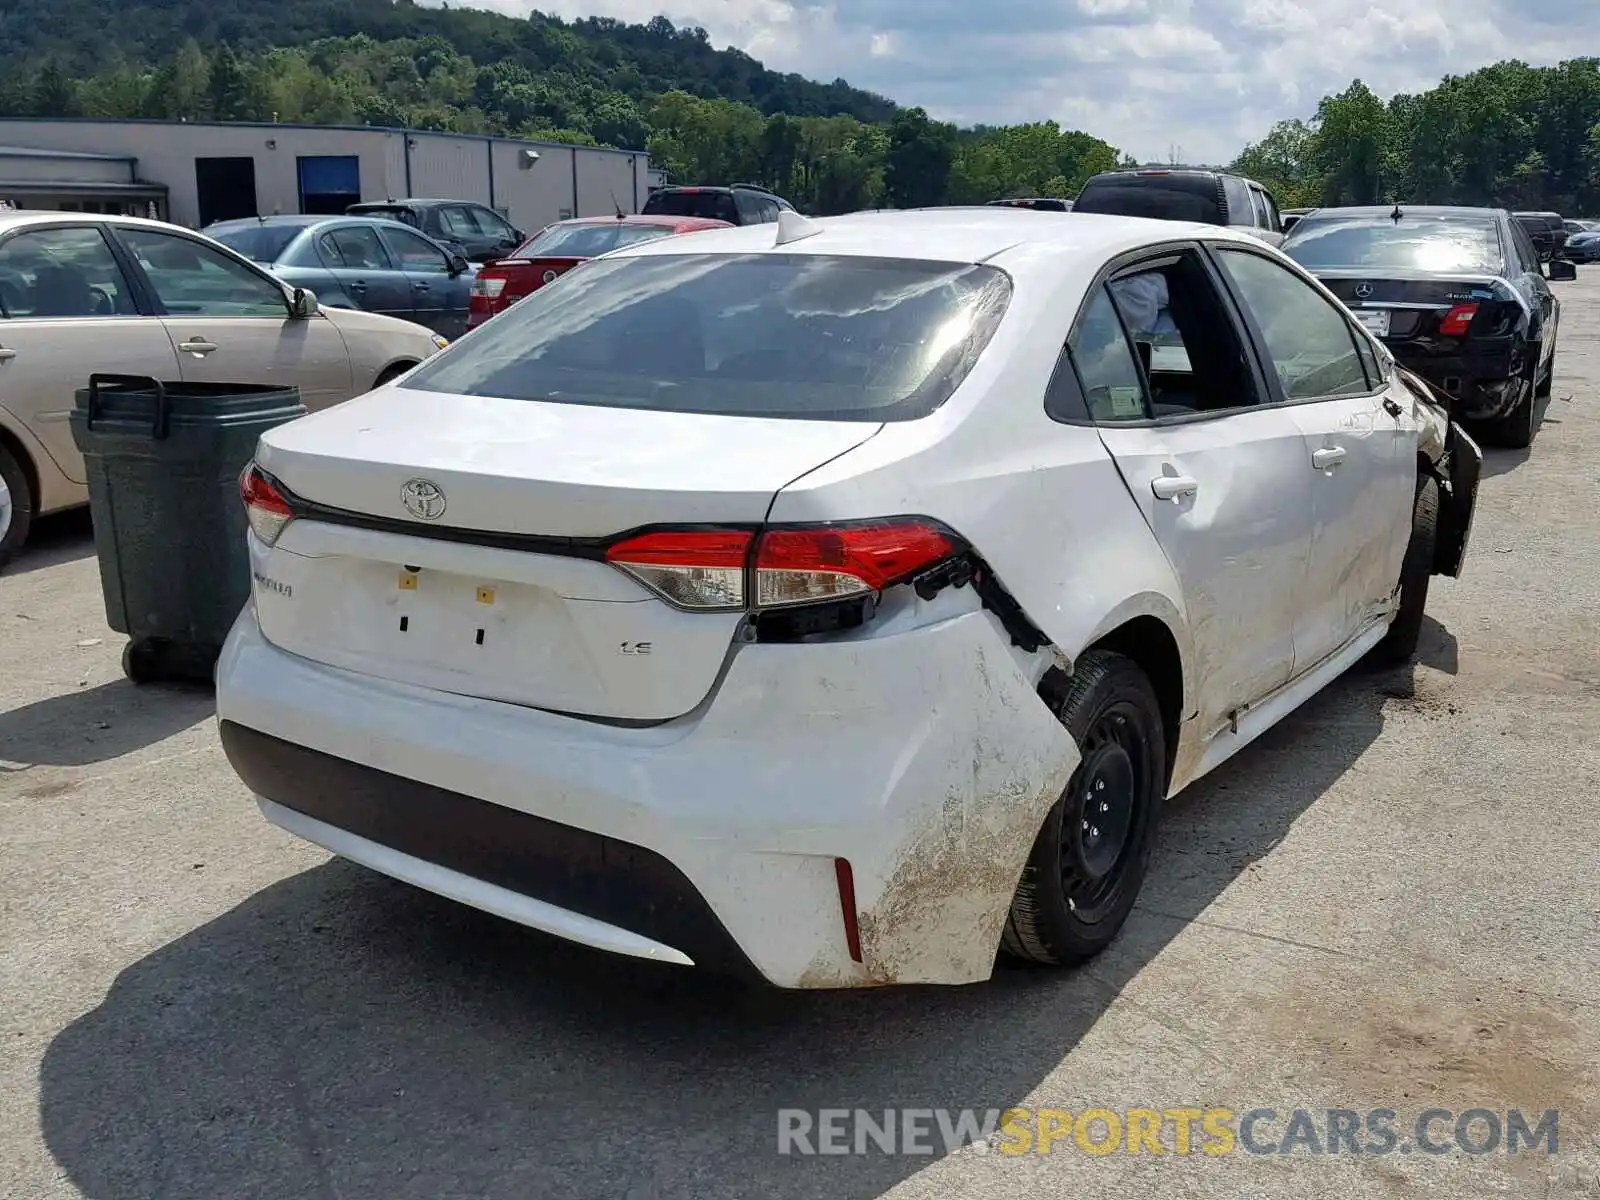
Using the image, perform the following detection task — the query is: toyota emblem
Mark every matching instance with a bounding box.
[400,478,447,521]
[1354,282,1374,299]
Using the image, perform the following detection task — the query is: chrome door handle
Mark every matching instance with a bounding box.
[0,347,15,361]
[1151,475,1199,501]
[412,282,430,292]
[1312,446,1346,470]
[179,339,218,355]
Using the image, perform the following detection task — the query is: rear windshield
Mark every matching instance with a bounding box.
[1285,217,1504,274]
[642,191,741,223]
[348,205,420,229]
[404,253,1013,422]
[209,225,302,263]
[1072,176,1222,223]
[516,222,682,258]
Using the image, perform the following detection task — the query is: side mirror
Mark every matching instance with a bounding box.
[1547,259,1578,282]
[289,287,319,319]
[448,253,470,277]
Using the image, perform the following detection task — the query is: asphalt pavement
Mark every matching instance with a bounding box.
[3,276,1598,1199]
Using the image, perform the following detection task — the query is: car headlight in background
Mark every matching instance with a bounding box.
[429,334,449,351]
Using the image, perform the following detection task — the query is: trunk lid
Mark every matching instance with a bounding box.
[1312,269,1523,342]
[250,389,882,721]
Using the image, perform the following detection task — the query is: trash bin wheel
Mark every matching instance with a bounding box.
[122,638,165,685]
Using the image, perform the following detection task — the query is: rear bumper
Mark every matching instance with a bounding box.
[216,603,1079,988]
[1389,344,1530,421]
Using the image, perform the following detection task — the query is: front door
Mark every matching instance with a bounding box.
[0,223,181,485]
[112,225,352,411]
[1211,244,1416,671]
[1077,248,1313,739]
[314,225,413,323]
[377,225,467,339]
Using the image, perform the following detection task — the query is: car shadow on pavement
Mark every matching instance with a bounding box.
[37,664,1411,1200]
[2,508,94,577]
[0,679,213,767]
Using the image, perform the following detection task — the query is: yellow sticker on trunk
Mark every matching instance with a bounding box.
[476,586,495,605]
[398,571,419,591]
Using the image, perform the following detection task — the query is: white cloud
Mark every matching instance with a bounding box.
[458,0,1600,162]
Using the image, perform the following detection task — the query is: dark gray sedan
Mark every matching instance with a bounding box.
[204,216,473,339]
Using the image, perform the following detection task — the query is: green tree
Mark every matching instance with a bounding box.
[884,107,956,208]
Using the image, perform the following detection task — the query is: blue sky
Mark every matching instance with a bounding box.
[465,0,1595,164]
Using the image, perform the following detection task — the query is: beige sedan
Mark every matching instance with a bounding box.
[0,211,449,566]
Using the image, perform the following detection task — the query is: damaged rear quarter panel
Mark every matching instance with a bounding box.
[701,606,1080,988]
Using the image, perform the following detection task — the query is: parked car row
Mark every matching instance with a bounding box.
[0,211,450,567]
[215,204,1483,991]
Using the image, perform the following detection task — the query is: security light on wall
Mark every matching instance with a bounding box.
[519,149,541,169]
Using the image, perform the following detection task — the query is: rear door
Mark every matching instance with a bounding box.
[0,223,181,485]
[377,225,467,339]
[1083,246,1312,736]
[1211,243,1415,671]
[314,224,412,322]
[1507,219,1557,380]
[113,225,352,410]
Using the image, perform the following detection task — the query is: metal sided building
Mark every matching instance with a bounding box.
[0,118,652,233]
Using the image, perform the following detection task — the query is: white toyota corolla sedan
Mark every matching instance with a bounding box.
[216,207,1482,988]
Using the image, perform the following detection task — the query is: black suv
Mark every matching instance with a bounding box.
[641,183,797,225]
[346,199,525,263]
[1072,169,1285,244]
[1513,211,1568,261]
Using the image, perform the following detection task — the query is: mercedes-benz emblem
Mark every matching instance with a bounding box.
[400,478,447,521]
[1354,282,1374,299]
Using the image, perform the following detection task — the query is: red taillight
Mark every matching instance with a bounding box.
[754,521,955,608]
[1439,303,1478,336]
[239,463,294,546]
[603,519,957,612]
[605,529,753,610]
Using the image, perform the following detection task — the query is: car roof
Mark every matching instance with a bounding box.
[610,207,1268,267]
[0,210,235,236]
[1298,205,1506,221]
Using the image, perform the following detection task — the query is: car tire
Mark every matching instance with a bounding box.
[374,362,416,389]
[1002,649,1165,967]
[0,441,34,572]
[1373,473,1439,666]
[1483,375,1537,449]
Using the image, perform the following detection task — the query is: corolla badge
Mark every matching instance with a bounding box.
[400,478,447,521]
[1354,282,1374,299]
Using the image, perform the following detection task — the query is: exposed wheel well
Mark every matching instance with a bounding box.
[0,424,39,513]
[1043,616,1184,790]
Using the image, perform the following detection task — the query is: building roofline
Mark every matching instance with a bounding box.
[0,144,138,162]
[0,117,646,159]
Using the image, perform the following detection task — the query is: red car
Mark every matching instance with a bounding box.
[467,214,732,327]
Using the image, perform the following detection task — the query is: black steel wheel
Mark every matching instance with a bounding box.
[1002,649,1166,966]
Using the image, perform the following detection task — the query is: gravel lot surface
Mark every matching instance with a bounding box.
[3,276,1598,1199]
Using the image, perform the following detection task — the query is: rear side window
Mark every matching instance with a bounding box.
[209,224,302,264]
[1074,176,1224,224]
[404,253,1014,422]
[0,226,137,317]
[642,191,741,223]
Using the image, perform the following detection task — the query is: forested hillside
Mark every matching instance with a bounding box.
[1233,62,1600,215]
[2,0,1599,216]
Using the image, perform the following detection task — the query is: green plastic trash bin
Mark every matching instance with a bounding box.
[70,374,307,684]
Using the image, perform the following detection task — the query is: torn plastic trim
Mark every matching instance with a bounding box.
[913,551,1051,655]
